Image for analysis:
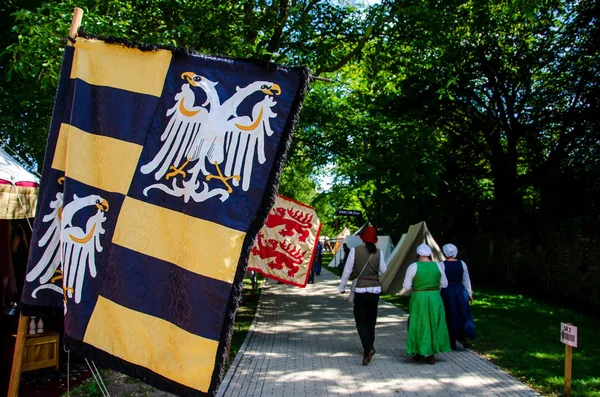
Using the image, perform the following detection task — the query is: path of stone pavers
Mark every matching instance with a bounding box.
[69,267,541,396]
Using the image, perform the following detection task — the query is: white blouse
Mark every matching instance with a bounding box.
[338,247,387,294]
[399,261,448,295]
[449,260,473,297]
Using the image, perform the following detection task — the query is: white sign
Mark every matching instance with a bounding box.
[560,323,578,348]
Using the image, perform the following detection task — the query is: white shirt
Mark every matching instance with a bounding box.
[399,261,448,295]
[338,247,387,294]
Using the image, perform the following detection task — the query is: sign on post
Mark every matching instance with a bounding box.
[561,322,577,397]
[337,209,361,216]
[561,323,578,348]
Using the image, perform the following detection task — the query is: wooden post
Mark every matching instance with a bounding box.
[7,314,29,397]
[7,8,84,396]
[68,7,84,46]
[565,343,572,396]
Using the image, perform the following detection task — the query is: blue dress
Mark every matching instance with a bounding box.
[313,243,323,275]
[440,260,476,348]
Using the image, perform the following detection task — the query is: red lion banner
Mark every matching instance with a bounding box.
[248,195,321,287]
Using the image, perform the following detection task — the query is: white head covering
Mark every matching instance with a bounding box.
[416,243,432,257]
[443,244,458,258]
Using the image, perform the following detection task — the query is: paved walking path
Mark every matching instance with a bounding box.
[218,267,541,397]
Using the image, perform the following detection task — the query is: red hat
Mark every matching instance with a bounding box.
[360,226,378,244]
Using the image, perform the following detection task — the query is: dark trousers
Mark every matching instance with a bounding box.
[314,261,322,275]
[353,292,379,355]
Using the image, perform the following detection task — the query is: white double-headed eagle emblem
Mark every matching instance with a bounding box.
[141,72,282,202]
[26,185,109,313]
[25,74,280,309]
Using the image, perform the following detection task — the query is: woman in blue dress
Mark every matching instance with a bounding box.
[440,244,476,349]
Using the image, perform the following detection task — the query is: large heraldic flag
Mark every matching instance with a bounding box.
[20,32,310,396]
[247,195,321,287]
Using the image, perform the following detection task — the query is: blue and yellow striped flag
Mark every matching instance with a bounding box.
[21,33,310,396]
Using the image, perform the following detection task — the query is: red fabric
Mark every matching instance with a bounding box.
[0,179,39,187]
[16,181,39,187]
[247,195,321,288]
[360,226,378,244]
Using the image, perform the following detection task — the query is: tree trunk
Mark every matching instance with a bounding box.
[486,127,522,231]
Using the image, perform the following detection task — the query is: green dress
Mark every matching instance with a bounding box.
[406,262,451,356]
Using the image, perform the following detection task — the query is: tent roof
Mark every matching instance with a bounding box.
[0,147,39,219]
[379,221,445,294]
[327,234,395,268]
[0,147,39,186]
[341,235,395,260]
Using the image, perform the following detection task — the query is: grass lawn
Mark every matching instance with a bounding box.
[469,288,599,397]
[381,287,600,397]
[226,275,263,366]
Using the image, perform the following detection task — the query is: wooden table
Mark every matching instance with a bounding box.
[9,315,61,397]
[21,331,60,372]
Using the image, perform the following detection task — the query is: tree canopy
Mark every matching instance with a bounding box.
[1,0,598,239]
[296,0,600,237]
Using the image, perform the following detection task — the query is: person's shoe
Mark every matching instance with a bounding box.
[426,355,436,365]
[362,349,375,365]
[412,354,424,362]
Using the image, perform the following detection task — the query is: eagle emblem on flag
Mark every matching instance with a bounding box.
[20,32,310,397]
[141,73,283,202]
[25,184,109,312]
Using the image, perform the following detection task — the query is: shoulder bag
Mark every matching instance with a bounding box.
[348,254,374,304]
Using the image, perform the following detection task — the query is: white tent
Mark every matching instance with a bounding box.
[328,234,395,269]
[380,221,445,294]
[0,147,39,219]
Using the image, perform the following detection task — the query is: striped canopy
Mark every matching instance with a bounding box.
[0,147,39,219]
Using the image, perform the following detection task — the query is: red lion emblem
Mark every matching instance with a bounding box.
[264,207,313,242]
[251,232,306,277]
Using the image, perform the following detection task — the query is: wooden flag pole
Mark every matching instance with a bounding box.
[7,314,29,397]
[8,8,84,397]
[68,7,84,46]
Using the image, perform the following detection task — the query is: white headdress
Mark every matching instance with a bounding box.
[416,243,432,257]
[442,244,458,258]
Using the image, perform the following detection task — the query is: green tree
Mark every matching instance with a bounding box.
[1,0,387,168]
[357,0,600,233]
[294,53,446,238]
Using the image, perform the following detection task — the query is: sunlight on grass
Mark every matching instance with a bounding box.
[545,376,564,387]
[468,288,600,397]
[530,352,562,360]
[379,284,600,397]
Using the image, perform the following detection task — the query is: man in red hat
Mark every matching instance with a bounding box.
[338,226,387,365]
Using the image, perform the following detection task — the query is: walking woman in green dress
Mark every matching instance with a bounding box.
[400,243,451,365]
